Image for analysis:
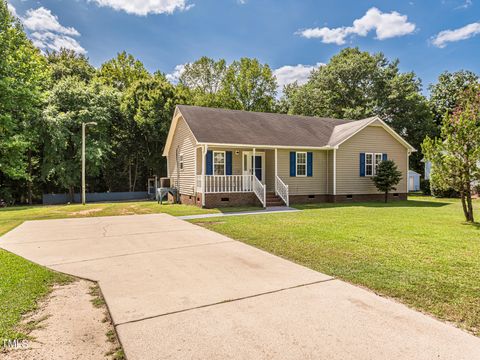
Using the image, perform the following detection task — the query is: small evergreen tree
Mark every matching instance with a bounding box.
[372,160,402,203]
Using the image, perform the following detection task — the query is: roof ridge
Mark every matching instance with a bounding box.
[176,104,357,124]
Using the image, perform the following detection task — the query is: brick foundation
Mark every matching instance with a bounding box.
[331,193,407,203]
[203,193,262,208]
[175,192,407,208]
[288,195,331,204]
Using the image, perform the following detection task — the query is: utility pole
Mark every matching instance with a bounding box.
[82,122,97,205]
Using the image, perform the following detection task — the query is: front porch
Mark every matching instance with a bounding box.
[195,147,289,208]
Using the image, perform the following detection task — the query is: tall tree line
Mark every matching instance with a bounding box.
[0,0,476,204]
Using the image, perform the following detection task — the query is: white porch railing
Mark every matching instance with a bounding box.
[253,175,266,208]
[197,175,254,193]
[275,175,289,207]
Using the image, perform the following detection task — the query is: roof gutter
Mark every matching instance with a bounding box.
[195,142,334,150]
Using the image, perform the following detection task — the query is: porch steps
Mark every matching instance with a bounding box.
[266,192,285,207]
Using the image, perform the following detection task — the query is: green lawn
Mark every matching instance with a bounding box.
[193,195,480,336]
[0,201,258,340]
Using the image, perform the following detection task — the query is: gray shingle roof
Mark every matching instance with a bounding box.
[177,105,359,148]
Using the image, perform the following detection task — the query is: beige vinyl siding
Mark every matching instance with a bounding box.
[196,147,243,176]
[277,149,328,195]
[167,116,197,196]
[327,150,334,194]
[336,124,408,195]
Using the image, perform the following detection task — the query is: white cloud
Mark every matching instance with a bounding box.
[298,7,416,44]
[89,0,191,16]
[456,0,473,9]
[273,63,323,89]
[432,22,480,47]
[166,63,186,83]
[30,32,86,54]
[13,6,86,54]
[7,3,18,18]
[23,7,79,36]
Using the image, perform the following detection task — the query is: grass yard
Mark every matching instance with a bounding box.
[0,201,258,339]
[193,195,480,336]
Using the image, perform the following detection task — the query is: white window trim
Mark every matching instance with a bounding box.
[179,153,184,171]
[213,150,226,176]
[296,151,307,177]
[374,153,383,175]
[365,153,374,177]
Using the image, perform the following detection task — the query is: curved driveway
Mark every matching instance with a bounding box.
[1,214,479,359]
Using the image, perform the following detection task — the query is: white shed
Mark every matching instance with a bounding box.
[408,170,421,192]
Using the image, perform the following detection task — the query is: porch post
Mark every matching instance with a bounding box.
[275,148,278,194]
[202,144,207,207]
[252,148,256,177]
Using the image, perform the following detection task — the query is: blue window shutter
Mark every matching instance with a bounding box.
[206,150,213,175]
[290,152,296,177]
[360,153,366,177]
[307,152,313,177]
[226,151,232,175]
[382,153,388,161]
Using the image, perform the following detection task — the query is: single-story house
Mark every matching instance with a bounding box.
[163,105,415,208]
[408,170,421,192]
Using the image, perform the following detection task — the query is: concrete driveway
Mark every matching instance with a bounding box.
[1,214,479,360]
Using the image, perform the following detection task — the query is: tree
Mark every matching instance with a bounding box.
[180,57,227,93]
[96,51,150,91]
[283,48,435,171]
[220,58,277,112]
[0,0,49,203]
[42,77,119,200]
[46,49,96,82]
[120,73,183,190]
[429,70,479,127]
[372,160,402,203]
[422,86,480,223]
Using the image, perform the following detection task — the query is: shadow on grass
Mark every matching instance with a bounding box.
[293,199,450,211]
[463,221,480,230]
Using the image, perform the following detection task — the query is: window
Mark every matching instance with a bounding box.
[296,152,307,176]
[365,153,373,176]
[179,154,184,171]
[374,153,382,175]
[213,151,225,175]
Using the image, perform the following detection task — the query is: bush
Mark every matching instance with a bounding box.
[431,186,460,198]
[420,179,431,196]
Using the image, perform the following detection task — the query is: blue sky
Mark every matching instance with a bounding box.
[7,0,480,93]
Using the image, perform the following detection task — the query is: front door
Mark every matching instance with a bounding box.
[243,152,264,182]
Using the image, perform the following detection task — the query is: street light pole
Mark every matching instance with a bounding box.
[82,122,97,205]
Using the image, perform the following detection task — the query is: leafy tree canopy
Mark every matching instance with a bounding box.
[220,58,277,112]
[428,70,479,127]
[96,51,150,91]
[422,85,480,222]
[46,49,96,83]
[0,0,49,201]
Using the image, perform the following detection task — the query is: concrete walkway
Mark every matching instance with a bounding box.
[1,214,479,360]
[178,206,300,220]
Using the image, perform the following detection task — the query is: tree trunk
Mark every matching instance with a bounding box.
[384,190,388,203]
[132,156,138,192]
[68,185,75,203]
[460,190,469,222]
[27,150,33,205]
[128,161,132,192]
[466,186,475,222]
